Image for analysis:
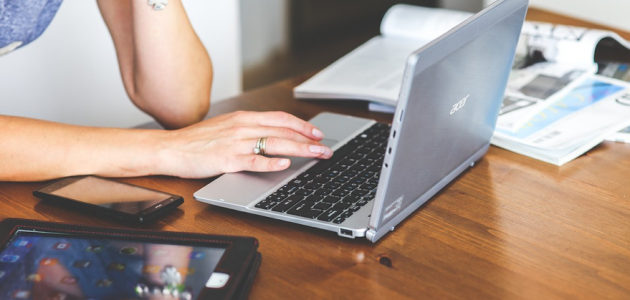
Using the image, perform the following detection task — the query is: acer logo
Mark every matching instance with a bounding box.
[450,94,469,115]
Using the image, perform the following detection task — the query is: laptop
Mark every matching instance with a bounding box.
[195,0,529,242]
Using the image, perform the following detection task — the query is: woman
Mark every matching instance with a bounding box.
[0,0,332,181]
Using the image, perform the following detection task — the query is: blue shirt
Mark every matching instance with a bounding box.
[0,0,63,56]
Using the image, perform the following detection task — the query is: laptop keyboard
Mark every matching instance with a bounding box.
[254,122,391,224]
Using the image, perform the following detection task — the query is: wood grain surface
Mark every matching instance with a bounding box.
[1,8,629,300]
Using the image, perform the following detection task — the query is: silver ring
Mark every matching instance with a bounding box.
[148,0,168,10]
[254,137,268,155]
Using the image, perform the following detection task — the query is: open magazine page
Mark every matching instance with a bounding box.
[295,4,473,106]
[522,22,630,66]
[497,62,597,131]
[493,75,630,152]
[380,5,472,41]
[294,36,425,105]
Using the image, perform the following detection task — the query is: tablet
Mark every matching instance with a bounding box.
[0,219,261,300]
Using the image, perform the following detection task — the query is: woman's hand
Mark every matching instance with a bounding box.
[155,111,333,178]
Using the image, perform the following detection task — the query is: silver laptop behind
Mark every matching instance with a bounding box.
[195,0,529,242]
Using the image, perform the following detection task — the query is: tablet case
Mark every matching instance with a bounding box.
[0,218,261,300]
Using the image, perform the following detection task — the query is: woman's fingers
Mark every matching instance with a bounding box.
[223,137,332,173]
[231,111,325,141]
[240,137,332,158]
[225,125,316,144]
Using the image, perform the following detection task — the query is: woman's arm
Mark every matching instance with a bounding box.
[97,0,212,129]
[0,112,332,181]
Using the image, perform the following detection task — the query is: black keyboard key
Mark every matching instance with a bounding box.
[361,183,378,191]
[356,199,369,207]
[343,196,361,203]
[287,200,315,216]
[339,211,354,219]
[255,200,276,210]
[321,196,340,204]
[324,181,342,190]
[266,193,287,202]
[332,217,346,224]
[332,176,350,184]
[330,164,347,172]
[294,189,311,196]
[347,152,364,160]
[314,188,333,196]
[313,202,332,210]
[298,172,317,181]
[323,170,341,178]
[357,147,372,155]
[286,194,304,202]
[317,208,344,222]
[301,208,325,219]
[332,189,350,198]
[367,164,382,172]
[351,189,370,197]
[334,201,351,209]
[288,179,308,187]
[351,163,370,172]
[349,205,361,212]
[313,176,331,184]
[306,194,324,202]
[341,169,359,177]
[278,185,299,194]
[341,183,360,192]
[271,198,300,213]
[303,182,320,191]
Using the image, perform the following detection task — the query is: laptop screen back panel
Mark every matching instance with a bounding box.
[368,0,529,239]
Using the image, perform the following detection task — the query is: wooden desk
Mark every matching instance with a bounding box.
[1,8,629,300]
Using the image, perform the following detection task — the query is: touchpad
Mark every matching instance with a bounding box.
[321,138,339,149]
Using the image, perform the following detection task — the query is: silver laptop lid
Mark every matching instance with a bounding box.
[368,0,528,239]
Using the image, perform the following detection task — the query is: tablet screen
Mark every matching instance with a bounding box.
[0,231,226,299]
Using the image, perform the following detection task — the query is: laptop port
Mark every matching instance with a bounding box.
[339,229,353,238]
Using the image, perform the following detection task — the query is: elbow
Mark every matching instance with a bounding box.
[132,71,213,129]
[157,96,210,129]
[134,91,211,129]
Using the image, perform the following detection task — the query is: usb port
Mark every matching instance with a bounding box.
[339,229,353,238]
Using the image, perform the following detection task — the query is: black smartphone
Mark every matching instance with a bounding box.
[33,175,184,223]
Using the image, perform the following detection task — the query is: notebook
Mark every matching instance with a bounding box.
[195,0,529,242]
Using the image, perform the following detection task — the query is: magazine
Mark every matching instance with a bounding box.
[293,4,472,106]
[491,76,630,165]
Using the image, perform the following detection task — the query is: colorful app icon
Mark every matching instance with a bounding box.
[26,274,44,282]
[189,252,205,259]
[40,258,58,266]
[179,268,195,276]
[96,279,113,287]
[11,290,30,299]
[12,240,31,248]
[73,260,92,268]
[53,242,71,250]
[61,276,78,284]
[142,265,161,274]
[107,262,126,272]
[85,245,103,253]
[119,247,137,255]
[1,255,20,263]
